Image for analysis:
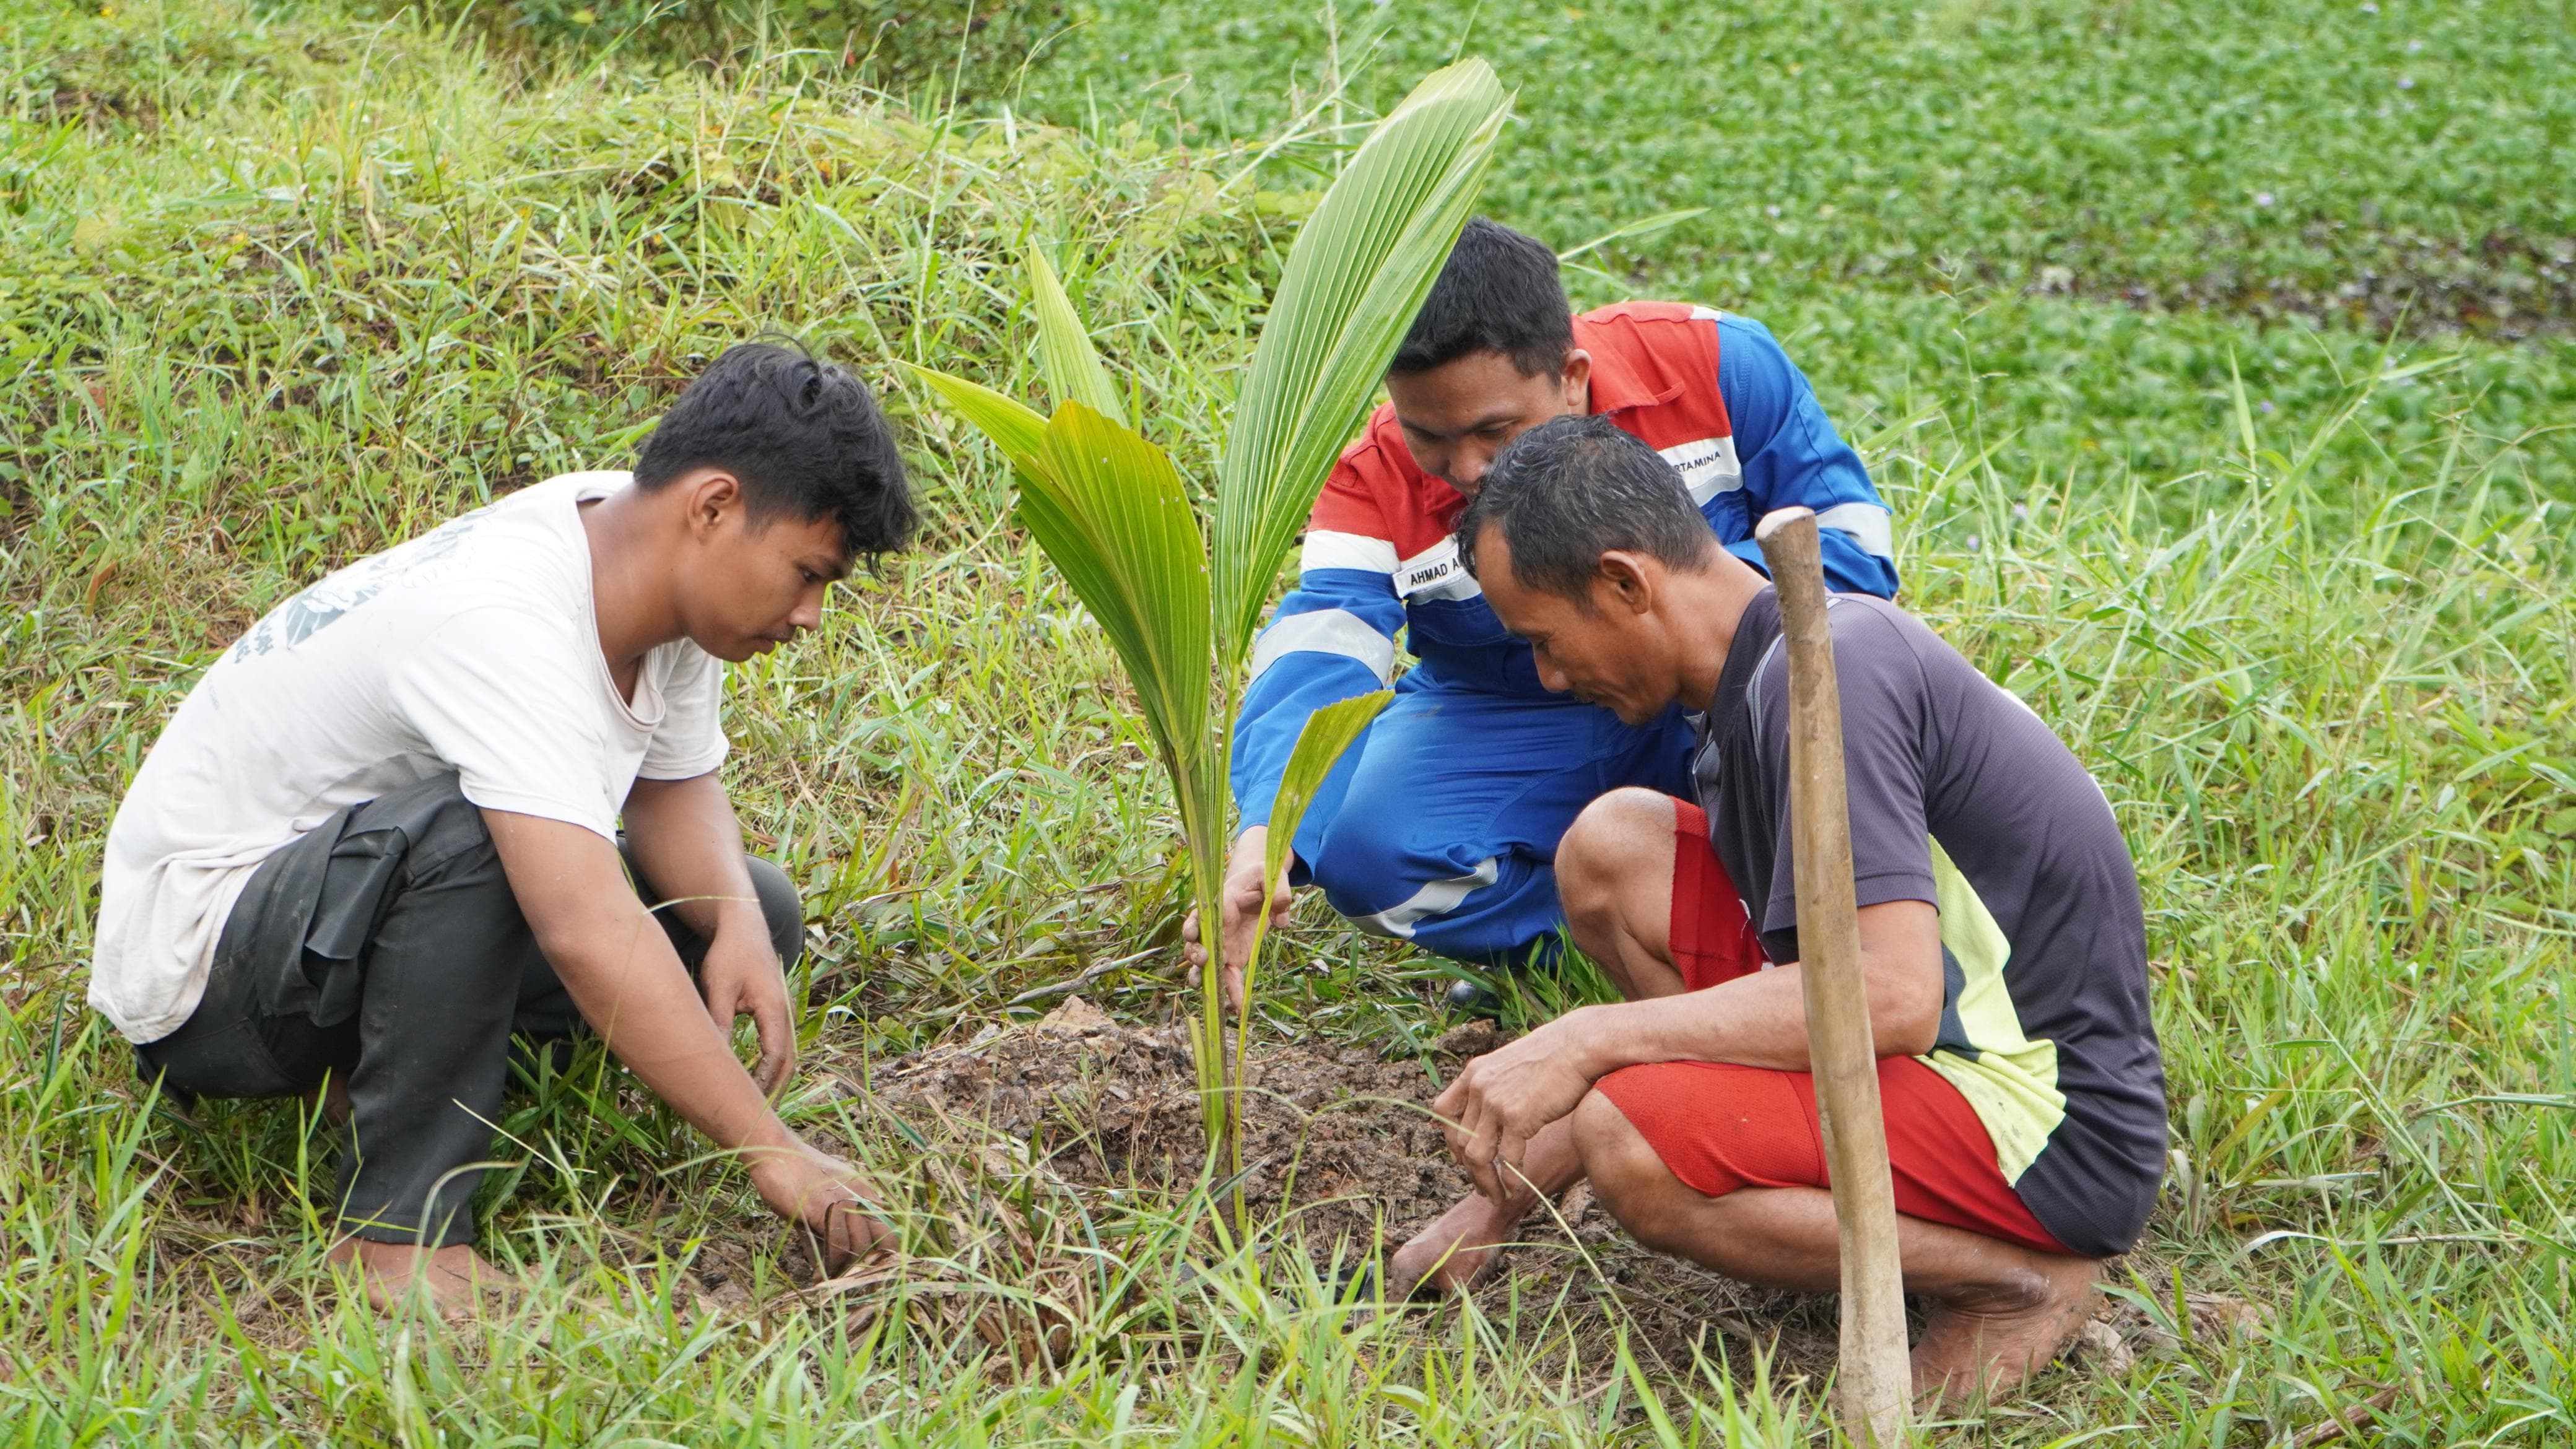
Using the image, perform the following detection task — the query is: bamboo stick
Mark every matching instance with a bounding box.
[1754,506,1912,1445]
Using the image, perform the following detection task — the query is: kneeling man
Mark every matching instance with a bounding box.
[1393,415,2166,1396]
[91,342,914,1313]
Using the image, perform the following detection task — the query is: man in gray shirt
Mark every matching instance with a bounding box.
[1387,414,2165,1400]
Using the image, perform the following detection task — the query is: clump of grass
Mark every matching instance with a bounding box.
[5,0,2575,1441]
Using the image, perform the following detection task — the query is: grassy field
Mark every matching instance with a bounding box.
[3,0,2574,1440]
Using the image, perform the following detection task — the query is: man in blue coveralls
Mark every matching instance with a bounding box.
[1183,219,1900,1004]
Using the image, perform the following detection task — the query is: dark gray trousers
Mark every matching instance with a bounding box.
[135,773,802,1248]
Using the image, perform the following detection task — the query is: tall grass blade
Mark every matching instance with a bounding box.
[1210,59,1513,665]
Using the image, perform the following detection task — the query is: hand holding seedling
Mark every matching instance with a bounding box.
[1179,825,1294,1011]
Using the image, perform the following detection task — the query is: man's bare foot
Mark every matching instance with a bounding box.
[1387,1190,1527,1300]
[324,1237,515,1320]
[1910,1252,2102,1403]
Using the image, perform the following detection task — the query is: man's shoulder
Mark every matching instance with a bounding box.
[1732,594,1935,724]
[1320,406,1465,550]
[1823,593,1948,679]
[1580,300,1711,329]
[1332,404,1435,492]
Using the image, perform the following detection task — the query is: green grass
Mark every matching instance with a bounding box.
[4,0,2574,1440]
[1026,0,2576,515]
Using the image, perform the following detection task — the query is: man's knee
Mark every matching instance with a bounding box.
[746,856,804,970]
[1556,788,1674,919]
[1307,803,1411,910]
[1572,1087,1694,1248]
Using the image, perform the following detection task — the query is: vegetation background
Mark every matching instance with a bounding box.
[2,0,2571,1440]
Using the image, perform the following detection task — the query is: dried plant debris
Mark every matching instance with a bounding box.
[847,1006,1851,1381]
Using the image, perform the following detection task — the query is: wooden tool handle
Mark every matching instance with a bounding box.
[1754,506,1912,1445]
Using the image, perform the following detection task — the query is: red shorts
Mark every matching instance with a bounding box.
[1590,800,2069,1256]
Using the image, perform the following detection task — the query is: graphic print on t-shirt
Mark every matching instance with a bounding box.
[232,511,486,659]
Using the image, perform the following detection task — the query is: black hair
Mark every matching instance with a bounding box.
[1453,414,1715,606]
[633,340,916,563]
[1387,217,1575,379]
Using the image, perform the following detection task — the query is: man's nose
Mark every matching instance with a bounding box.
[788,584,827,632]
[1450,446,1493,490]
[1536,659,1570,694]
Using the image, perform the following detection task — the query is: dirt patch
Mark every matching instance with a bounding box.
[851,1004,1851,1383]
[869,1004,1484,1247]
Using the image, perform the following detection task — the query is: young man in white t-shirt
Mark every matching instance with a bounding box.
[92,341,916,1314]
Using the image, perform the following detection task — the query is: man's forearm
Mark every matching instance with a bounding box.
[544,913,796,1154]
[1556,925,1941,1082]
[482,808,794,1158]
[1556,966,1821,1081]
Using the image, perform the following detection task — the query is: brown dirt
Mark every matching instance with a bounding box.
[848,1001,1855,1385]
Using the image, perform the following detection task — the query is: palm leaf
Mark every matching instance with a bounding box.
[1258,689,1392,900]
[1020,402,1212,795]
[1240,687,1392,995]
[1210,59,1513,664]
[1027,245,1126,425]
[903,366,1210,825]
[901,363,1049,463]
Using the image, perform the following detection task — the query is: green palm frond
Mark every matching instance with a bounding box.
[1258,690,1393,902]
[909,61,1510,1181]
[1027,245,1126,425]
[1211,59,1513,664]
[903,363,1049,462]
[1020,402,1212,788]
[1242,687,1393,999]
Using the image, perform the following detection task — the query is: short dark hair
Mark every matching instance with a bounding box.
[1388,217,1574,378]
[634,341,917,562]
[1454,414,1715,606]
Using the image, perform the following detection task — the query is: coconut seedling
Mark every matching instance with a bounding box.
[908,61,1512,1202]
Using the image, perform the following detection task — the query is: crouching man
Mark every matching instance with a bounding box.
[90,342,914,1315]
[1391,415,2167,1398]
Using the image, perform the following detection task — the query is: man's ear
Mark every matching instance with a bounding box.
[1559,349,1593,409]
[681,469,744,538]
[1595,549,1657,616]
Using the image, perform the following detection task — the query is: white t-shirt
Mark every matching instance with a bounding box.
[91,472,728,1044]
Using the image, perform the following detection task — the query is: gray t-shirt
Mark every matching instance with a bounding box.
[1691,589,2166,1258]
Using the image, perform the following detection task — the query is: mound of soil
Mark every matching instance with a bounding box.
[853,1000,1848,1381]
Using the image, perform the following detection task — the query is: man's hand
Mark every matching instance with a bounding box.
[1433,1012,1606,1206]
[1180,825,1293,1010]
[623,773,801,1092]
[748,1141,896,1276]
[698,921,794,1095]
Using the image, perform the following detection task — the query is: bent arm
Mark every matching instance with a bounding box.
[1230,547,1405,838]
[1431,897,1943,1202]
[1558,897,1943,1079]
[622,772,764,942]
[482,807,797,1160]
